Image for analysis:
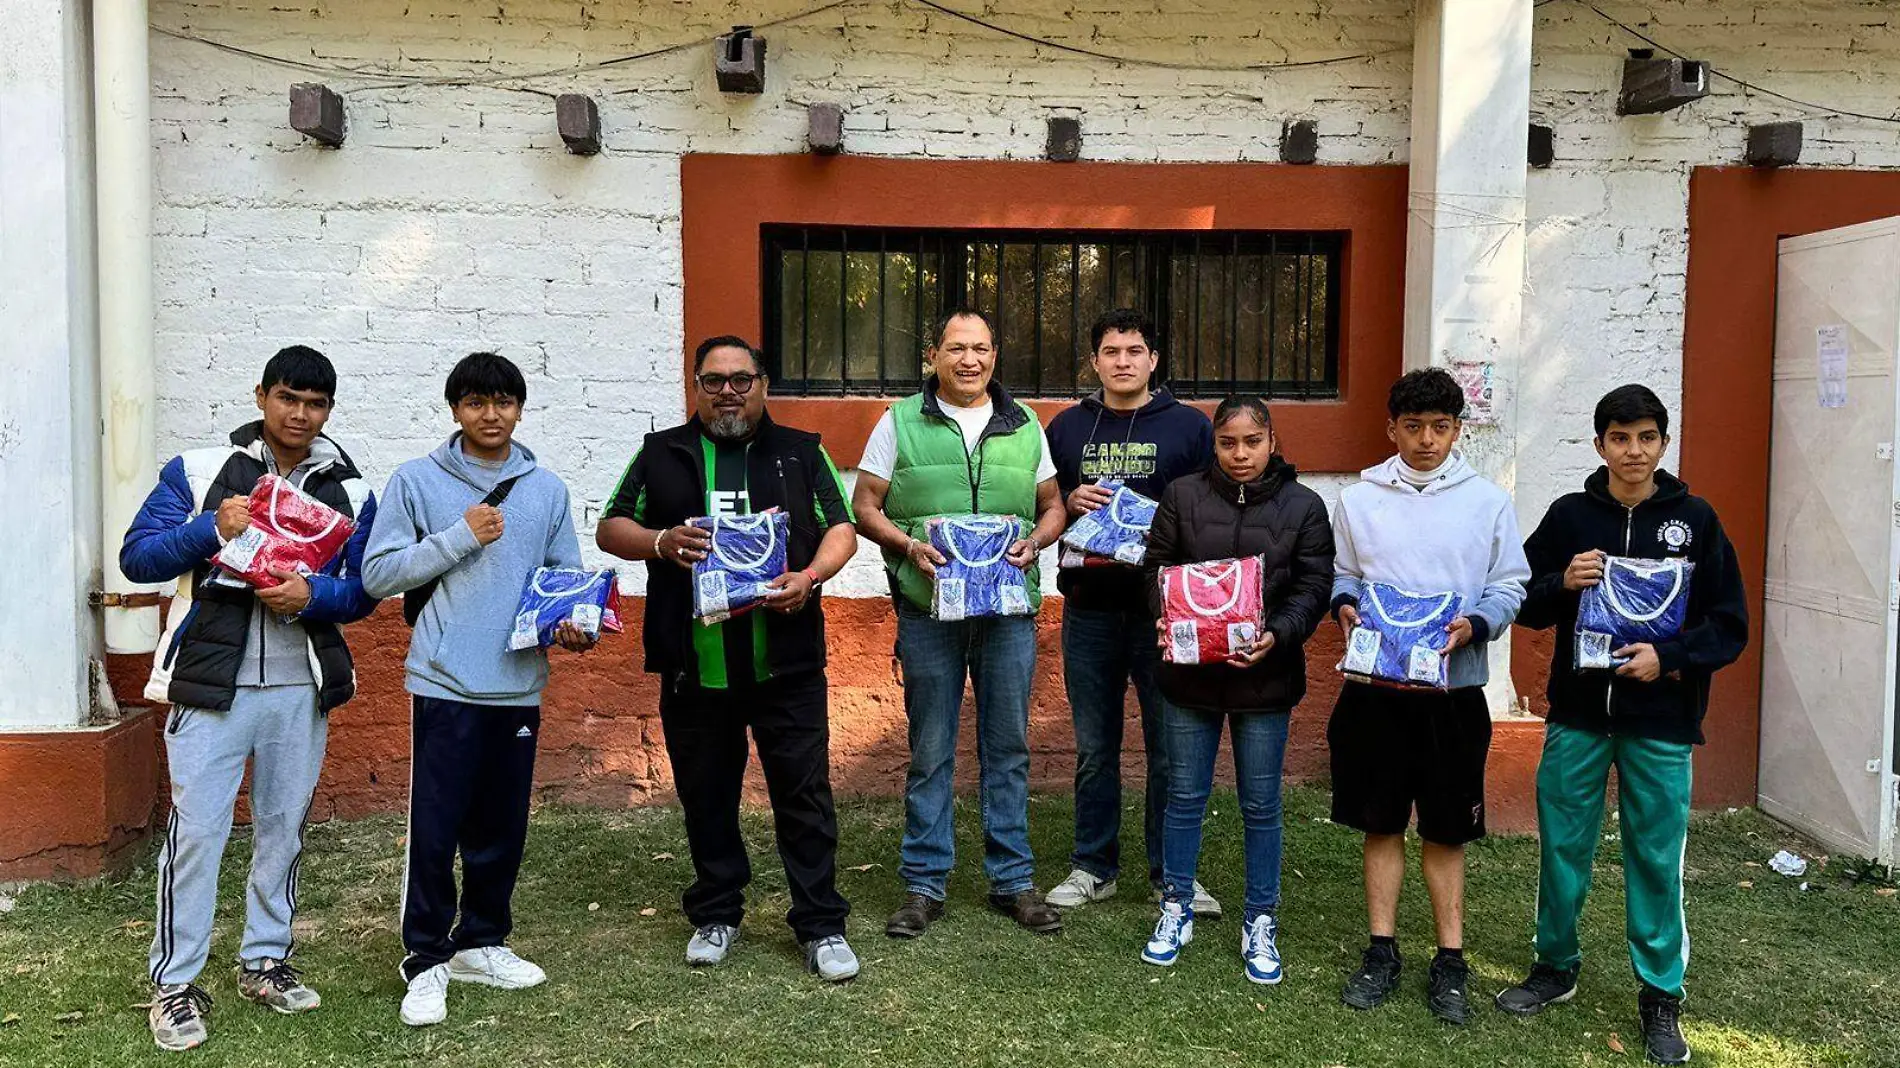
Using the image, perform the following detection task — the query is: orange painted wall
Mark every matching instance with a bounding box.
[680,154,1409,472]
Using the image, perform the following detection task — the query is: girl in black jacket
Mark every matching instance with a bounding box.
[1138,396,1335,984]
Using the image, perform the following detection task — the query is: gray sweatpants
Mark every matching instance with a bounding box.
[149,684,328,986]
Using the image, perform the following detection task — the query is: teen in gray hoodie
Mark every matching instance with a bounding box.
[1327,368,1529,1027]
[361,352,590,1030]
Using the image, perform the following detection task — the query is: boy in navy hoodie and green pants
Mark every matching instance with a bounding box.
[1496,385,1748,1067]
[362,352,595,1028]
[1043,309,1215,913]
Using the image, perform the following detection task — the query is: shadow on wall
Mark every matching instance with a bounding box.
[110,596,1546,836]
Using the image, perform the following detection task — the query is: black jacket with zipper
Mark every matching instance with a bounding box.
[1519,468,1749,745]
[1143,457,1335,713]
[603,414,849,681]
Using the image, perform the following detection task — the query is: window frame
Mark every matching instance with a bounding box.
[682,154,1407,471]
[760,226,1345,401]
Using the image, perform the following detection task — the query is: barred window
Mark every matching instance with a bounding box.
[763,227,1341,400]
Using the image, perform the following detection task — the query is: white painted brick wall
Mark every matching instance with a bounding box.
[143,0,1900,596]
[1522,0,1900,532]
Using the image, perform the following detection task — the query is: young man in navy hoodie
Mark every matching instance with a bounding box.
[1043,309,1216,913]
[1496,385,1748,1067]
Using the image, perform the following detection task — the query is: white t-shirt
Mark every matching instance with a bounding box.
[858,393,1057,485]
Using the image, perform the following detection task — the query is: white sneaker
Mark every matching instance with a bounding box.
[1151,881,1224,919]
[400,964,450,1027]
[803,935,861,982]
[1046,869,1118,908]
[686,923,738,966]
[1141,901,1195,966]
[449,946,547,990]
[1242,913,1284,985]
[1192,881,1224,919]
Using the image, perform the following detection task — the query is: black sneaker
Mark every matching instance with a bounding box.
[1495,962,1580,1017]
[1427,954,1471,1025]
[1341,943,1402,1010]
[1639,987,1691,1065]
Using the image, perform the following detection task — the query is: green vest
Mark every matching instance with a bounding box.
[882,388,1045,611]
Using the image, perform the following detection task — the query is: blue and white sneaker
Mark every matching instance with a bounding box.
[1242,913,1283,985]
[1141,902,1194,966]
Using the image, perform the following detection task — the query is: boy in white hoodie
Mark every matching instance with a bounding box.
[1328,368,1530,1026]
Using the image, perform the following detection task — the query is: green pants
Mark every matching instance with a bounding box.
[1534,721,1694,997]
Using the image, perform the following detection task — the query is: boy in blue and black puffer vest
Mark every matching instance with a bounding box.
[121,346,378,1052]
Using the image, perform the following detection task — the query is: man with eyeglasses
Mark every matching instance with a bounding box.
[853,308,1069,938]
[597,335,862,982]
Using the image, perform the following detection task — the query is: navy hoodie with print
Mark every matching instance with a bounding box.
[1046,388,1214,610]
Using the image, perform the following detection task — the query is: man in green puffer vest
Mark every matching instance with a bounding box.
[853,308,1068,939]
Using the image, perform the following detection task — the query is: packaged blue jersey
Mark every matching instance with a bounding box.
[1575,555,1694,670]
[692,509,789,625]
[509,567,621,650]
[1340,582,1463,689]
[1059,479,1158,565]
[929,514,1032,621]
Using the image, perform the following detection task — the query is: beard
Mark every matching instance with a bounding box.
[705,408,756,440]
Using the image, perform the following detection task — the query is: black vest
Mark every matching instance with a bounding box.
[163,428,364,713]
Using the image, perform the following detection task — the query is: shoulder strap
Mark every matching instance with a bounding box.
[484,473,525,507]
[404,473,527,627]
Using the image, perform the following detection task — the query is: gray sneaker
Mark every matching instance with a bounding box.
[149,983,211,1052]
[1046,868,1117,908]
[803,935,861,982]
[238,958,321,1014]
[686,923,738,966]
[1151,881,1225,919]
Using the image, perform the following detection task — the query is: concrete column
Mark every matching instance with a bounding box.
[0,1,103,728]
[95,0,159,655]
[1403,0,1534,714]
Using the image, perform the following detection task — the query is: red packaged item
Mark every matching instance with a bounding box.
[214,474,357,588]
[1158,556,1266,665]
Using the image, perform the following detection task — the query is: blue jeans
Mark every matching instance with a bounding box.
[1062,603,1167,885]
[896,602,1037,900]
[1161,701,1290,922]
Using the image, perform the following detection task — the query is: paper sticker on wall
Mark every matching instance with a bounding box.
[1817,323,1849,409]
[1450,361,1496,425]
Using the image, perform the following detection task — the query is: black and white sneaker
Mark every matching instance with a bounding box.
[1341,943,1402,1010]
[1426,954,1471,1025]
[1495,962,1579,1017]
[1639,987,1691,1065]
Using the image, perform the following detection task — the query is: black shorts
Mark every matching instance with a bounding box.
[1327,681,1493,846]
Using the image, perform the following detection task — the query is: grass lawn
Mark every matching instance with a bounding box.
[1,786,1896,1067]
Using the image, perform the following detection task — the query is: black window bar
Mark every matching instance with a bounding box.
[761,226,1343,400]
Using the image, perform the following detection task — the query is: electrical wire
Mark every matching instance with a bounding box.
[152,0,1405,91]
[907,0,1405,72]
[1572,1,1900,126]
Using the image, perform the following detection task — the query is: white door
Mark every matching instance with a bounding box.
[1759,217,1900,865]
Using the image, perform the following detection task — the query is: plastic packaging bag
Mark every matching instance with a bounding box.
[1340,582,1463,690]
[213,474,356,589]
[929,514,1032,621]
[1576,556,1694,670]
[1060,479,1158,565]
[692,509,789,625]
[1158,556,1265,665]
[509,567,621,650]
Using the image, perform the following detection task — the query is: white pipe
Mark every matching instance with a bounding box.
[95,0,159,654]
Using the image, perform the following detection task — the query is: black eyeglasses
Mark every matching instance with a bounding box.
[697,372,762,395]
